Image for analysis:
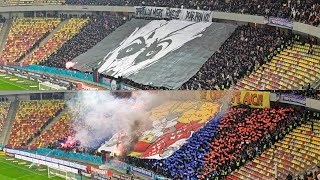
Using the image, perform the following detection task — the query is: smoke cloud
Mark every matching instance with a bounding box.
[67,91,234,153]
[67,91,162,149]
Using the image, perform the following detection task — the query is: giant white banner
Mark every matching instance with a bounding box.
[135,6,213,22]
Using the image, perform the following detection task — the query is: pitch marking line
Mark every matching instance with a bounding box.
[0,159,48,178]
[0,77,29,90]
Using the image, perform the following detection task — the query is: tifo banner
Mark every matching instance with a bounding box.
[135,6,213,22]
[98,101,221,159]
[200,91,230,101]
[73,19,237,89]
[279,93,306,106]
[182,9,213,22]
[232,91,270,108]
[268,17,293,29]
[135,6,180,19]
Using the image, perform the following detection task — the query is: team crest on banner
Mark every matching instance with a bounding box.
[98,20,211,77]
[98,101,221,159]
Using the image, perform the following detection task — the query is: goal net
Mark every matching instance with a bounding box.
[48,166,76,180]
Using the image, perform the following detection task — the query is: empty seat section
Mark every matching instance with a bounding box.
[0,101,11,134]
[7,100,65,146]
[24,18,88,64]
[31,110,72,147]
[1,18,61,62]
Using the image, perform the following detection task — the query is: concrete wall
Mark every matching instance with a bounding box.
[306,98,320,111]
[212,11,267,24]
[293,22,320,37]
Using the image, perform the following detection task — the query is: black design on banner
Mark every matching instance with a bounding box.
[166,8,182,19]
[135,6,164,18]
[185,10,211,22]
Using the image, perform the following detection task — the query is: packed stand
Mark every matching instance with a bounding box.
[234,37,320,90]
[201,106,300,179]
[24,18,89,64]
[1,18,61,62]
[0,0,64,5]
[179,25,290,90]
[65,0,320,27]
[7,100,65,147]
[226,118,320,180]
[40,15,126,68]
[0,101,10,135]
[122,106,300,179]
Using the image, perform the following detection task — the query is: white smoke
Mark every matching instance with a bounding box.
[67,91,167,148]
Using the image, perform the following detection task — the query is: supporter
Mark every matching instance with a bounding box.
[286,173,293,180]
[40,15,126,68]
[180,25,290,90]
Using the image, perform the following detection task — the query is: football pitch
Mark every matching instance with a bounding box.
[0,156,62,180]
[0,73,40,90]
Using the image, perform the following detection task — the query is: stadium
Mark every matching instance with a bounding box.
[0,1,317,90]
[0,90,319,180]
[0,0,319,180]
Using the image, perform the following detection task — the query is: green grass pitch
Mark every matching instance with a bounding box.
[0,155,63,180]
[0,73,40,90]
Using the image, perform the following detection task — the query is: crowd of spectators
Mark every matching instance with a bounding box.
[40,15,126,68]
[64,0,320,27]
[202,106,300,179]
[179,25,291,90]
[121,105,302,179]
[304,90,320,100]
